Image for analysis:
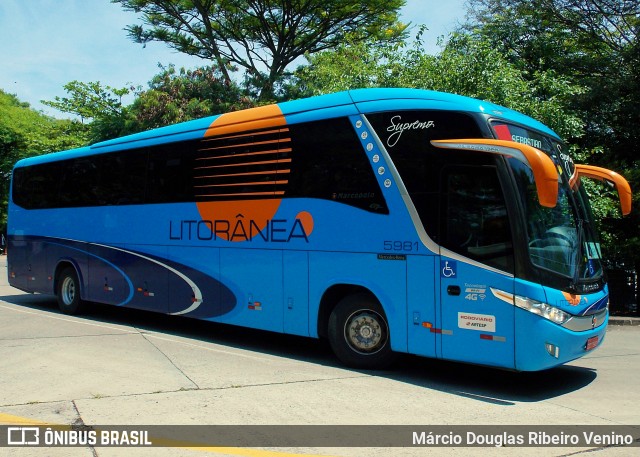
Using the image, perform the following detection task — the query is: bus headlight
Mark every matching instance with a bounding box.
[514,296,570,325]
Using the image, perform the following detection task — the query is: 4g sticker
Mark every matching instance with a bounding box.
[464,284,487,301]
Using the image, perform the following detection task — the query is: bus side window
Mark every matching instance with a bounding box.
[286,118,388,214]
[58,158,100,207]
[99,151,147,205]
[12,162,62,209]
[440,166,514,273]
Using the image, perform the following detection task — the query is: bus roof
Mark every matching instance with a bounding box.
[15,88,560,168]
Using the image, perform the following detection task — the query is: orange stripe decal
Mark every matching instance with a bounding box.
[195,169,290,179]
[195,191,285,198]
[196,148,293,161]
[195,181,289,188]
[198,138,283,152]
[205,104,286,138]
[195,158,292,170]
[197,105,290,241]
[200,127,289,142]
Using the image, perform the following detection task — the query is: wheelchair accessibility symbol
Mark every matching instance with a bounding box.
[441,260,457,278]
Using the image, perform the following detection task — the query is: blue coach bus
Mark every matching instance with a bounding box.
[7,89,632,371]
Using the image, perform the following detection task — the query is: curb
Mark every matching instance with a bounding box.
[608,317,640,326]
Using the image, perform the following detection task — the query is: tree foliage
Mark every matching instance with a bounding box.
[131,64,254,130]
[295,16,637,260]
[296,31,585,138]
[113,0,407,99]
[41,65,251,142]
[0,90,87,227]
[464,0,640,261]
[41,81,131,124]
[41,81,135,144]
[11,0,638,264]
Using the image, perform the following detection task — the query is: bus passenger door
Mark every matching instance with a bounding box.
[407,255,437,358]
[438,165,516,369]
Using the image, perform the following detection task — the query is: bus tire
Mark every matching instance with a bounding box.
[328,293,396,369]
[56,267,85,315]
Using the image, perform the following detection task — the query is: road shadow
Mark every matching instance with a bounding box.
[2,293,597,405]
[387,356,597,405]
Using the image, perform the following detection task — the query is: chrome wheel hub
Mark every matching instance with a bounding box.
[61,277,76,305]
[345,311,385,354]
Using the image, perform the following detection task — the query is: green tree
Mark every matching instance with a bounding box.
[41,80,131,124]
[0,90,87,227]
[130,64,253,130]
[113,0,407,99]
[41,80,136,143]
[43,65,252,142]
[464,0,640,262]
[296,29,638,257]
[296,31,585,138]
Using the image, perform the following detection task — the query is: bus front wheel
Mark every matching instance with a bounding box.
[328,294,396,369]
[56,267,85,315]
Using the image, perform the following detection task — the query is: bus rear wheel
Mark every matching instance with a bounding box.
[328,294,396,369]
[56,267,85,315]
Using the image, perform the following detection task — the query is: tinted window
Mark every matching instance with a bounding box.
[148,144,195,203]
[12,118,386,213]
[367,110,484,237]
[12,162,62,209]
[287,117,387,213]
[98,150,147,205]
[441,166,514,273]
[58,158,100,207]
[491,121,553,153]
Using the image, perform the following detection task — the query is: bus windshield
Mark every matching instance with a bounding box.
[492,121,603,285]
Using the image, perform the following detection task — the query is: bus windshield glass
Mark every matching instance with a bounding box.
[491,121,603,284]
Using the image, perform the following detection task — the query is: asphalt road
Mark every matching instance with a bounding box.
[1,256,639,457]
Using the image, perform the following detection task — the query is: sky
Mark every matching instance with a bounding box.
[0,0,467,118]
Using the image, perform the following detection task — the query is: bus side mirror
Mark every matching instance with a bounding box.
[574,164,632,216]
[431,139,559,208]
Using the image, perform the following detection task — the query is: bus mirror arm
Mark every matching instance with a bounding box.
[431,139,559,208]
[574,164,632,216]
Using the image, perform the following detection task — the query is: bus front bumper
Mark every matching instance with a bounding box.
[515,308,608,371]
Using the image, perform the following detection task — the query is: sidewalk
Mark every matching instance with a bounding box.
[608,315,640,326]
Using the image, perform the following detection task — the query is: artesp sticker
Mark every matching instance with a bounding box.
[458,312,496,332]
